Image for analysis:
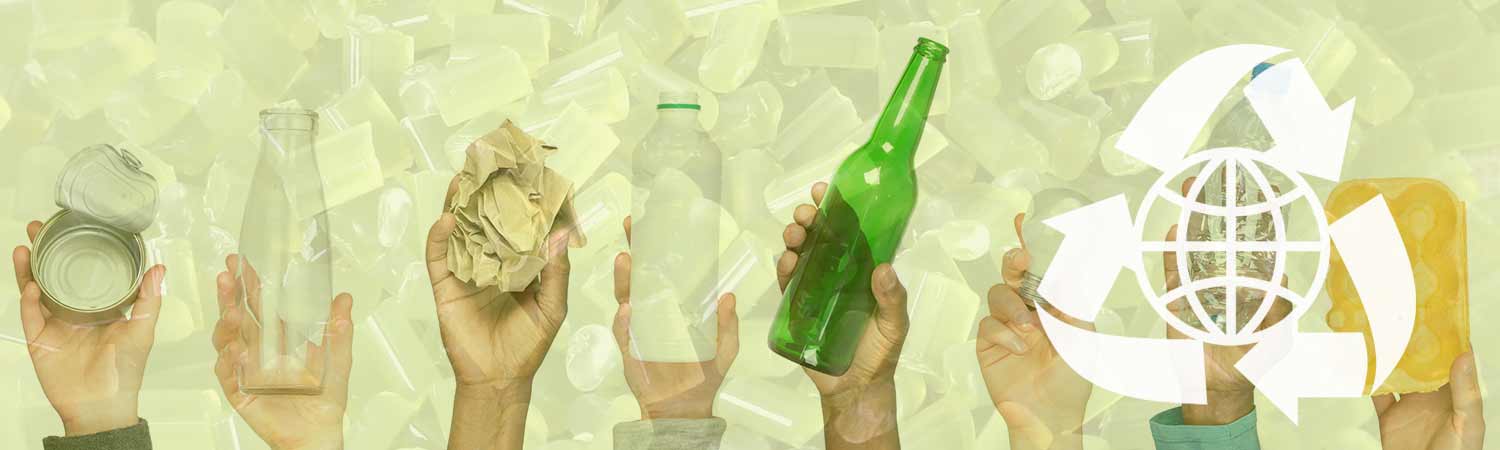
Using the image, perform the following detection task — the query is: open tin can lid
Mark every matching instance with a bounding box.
[53,144,159,234]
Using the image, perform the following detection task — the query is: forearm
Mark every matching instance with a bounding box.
[448,382,533,450]
[62,411,140,437]
[820,382,901,450]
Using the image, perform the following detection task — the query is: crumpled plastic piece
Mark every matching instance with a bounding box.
[448,120,586,291]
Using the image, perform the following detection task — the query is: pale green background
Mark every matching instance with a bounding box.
[0,0,1497,449]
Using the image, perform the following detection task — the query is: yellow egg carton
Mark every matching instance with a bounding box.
[1324,178,1469,395]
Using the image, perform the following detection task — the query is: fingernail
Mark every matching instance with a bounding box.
[879,266,899,291]
[148,268,165,296]
[548,231,570,258]
[1003,334,1028,353]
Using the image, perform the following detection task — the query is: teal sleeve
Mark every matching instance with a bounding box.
[613,418,726,450]
[1150,407,1259,450]
[42,419,153,450]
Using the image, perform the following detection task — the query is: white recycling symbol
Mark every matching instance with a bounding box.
[1035,44,1416,423]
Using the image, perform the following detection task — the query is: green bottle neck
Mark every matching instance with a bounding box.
[867,46,946,162]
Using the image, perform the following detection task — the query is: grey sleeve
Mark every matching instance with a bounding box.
[42,419,152,450]
[613,418,727,450]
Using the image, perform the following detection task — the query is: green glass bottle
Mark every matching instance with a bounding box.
[769,38,948,375]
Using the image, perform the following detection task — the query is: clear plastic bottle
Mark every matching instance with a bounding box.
[236,108,335,395]
[630,91,723,362]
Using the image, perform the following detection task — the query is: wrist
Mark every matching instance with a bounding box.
[819,379,897,414]
[277,436,343,450]
[640,399,713,420]
[820,380,899,445]
[59,400,139,436]
[1182,389,1254,425]
[1009,430,1085,450]
[997,402,1086,450]
[455,378,534,403]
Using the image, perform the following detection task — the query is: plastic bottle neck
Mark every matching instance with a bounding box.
[657,107,700,129]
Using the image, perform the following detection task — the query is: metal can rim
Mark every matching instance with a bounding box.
[31,209,146,322]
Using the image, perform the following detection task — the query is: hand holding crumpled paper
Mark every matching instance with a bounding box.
[448,120,585,292]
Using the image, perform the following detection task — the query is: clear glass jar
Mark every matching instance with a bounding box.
[236,108,334,395]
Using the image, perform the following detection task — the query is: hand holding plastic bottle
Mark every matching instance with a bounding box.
[978,213,1092,450]
[11,220,167,437]
[426,176,571,449]
[1160,177,1292,426]
[776,182,909,449]
[611,216,739,420]
[211,255,353,450]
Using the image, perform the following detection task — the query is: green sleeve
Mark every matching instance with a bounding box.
[613,418,726,450]
[1150,407,1259,450]
[42,419,152,450]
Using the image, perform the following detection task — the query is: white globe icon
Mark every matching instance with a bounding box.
[1133,148,1331,347]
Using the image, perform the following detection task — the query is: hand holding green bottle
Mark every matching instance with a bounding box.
[776,182,909,449]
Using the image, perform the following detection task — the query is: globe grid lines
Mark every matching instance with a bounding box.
[1132,148,1332,347]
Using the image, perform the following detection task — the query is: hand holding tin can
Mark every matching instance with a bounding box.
[12,220,167,436]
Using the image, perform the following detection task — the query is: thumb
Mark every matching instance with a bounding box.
[1449,352,1485,447]
[870,264,908,344]
[325,293,355,393]
[611,303,632,357]
[714,293,739,374]
[537,230,572,319]
[128,265,167,340]
[426,213,458,283]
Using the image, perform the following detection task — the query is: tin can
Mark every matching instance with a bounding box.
[31,145,158,324]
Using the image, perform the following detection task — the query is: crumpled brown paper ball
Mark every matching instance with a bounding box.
[448,120,586,291]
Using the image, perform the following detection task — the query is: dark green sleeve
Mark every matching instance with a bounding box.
[42,419,152,450]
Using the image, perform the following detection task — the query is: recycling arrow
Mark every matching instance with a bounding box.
[1037,195,1142,322]
[1249,60,1357,182]
[1035,194,1210,405]
[1115,44,1290,172]
[1037,44,1414,424]
[1235,195,1415,422]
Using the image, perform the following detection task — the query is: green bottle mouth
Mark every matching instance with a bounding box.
[914,37,949,62]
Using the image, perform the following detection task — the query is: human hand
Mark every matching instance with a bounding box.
[425,176,570,390]
[978,213,1092,450]
[611,216,739,420]
[426,177,570,449]
[12,220,166,436]
[776,182,908,447]
[1160,177,1291,425]
[212,254,353,450]
[207,253,349,450]
[1372,352,1485,450]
